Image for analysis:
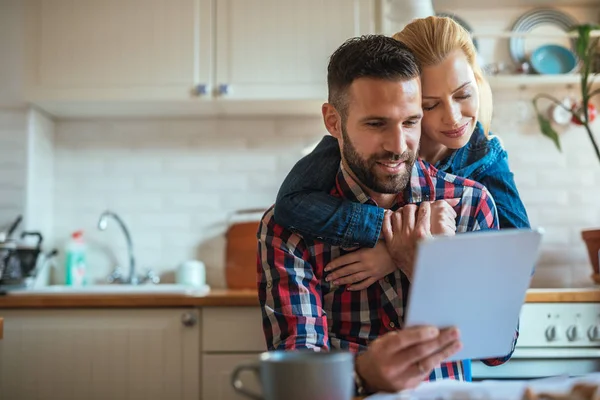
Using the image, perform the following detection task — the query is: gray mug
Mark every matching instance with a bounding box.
[231,350,354,400]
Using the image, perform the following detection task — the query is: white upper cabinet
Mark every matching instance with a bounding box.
[22,0,376,115]
[24,0,212,101]
[214,0,375,100]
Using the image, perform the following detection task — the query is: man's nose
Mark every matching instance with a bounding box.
[442,102,462,126]
[385,125,407,155]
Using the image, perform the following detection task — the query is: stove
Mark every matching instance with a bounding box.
[472,295,600,380]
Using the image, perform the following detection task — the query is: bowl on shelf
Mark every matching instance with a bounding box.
[529,44,578,75]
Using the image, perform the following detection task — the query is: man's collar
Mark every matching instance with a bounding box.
[334,162,424,208]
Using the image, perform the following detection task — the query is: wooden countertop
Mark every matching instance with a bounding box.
[0,287,599,308]
[0,289,259,308]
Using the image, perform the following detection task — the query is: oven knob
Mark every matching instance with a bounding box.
[588,325,600,341]
[545,325,557,341]
[566,325,579,341]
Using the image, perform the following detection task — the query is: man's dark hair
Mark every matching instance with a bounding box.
[327,35,420,120]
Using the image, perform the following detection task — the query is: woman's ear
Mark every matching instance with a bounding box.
[322,103,342,140]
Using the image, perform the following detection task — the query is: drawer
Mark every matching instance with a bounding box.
[202,307,266,352]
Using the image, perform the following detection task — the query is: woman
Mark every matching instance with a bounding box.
[274,16,530,287]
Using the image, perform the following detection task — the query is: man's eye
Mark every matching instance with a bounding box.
[366,122,384,128]
[404,120,418,127]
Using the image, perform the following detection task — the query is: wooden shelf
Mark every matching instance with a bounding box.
[433,0,600,8]
[487,74,590,88]
[472,30,600,39]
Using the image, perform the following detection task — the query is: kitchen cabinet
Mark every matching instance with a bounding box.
[0,317,3,339]
[203,354,262,400]
[23,0,376,117]
[24,0,211,102]
[0,308,200,400]
[202,307,266,400]
[214,0,375,100]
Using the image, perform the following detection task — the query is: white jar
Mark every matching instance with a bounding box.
[176,260,206,288]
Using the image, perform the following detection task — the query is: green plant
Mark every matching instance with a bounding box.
[532,24,600,164]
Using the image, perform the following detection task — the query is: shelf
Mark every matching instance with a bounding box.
[433,0,600,9]
[472,30,600,39]
[487,74,592,89]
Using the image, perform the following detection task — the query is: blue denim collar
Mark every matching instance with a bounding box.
[434,121,503,180]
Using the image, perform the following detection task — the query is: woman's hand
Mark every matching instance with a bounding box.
[430,198,459,236]
[324,241,396,291]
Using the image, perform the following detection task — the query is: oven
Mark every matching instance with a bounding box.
[472,302,600,380]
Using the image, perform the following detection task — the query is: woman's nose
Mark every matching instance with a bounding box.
[443,102,462,126]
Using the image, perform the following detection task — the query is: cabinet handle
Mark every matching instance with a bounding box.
[181,312,197,327]
[193,84,208,96]
[217,84,230,96]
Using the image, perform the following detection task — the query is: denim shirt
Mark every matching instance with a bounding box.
[274,122,530,249]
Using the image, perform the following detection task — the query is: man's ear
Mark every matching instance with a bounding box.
[322,103,342,140]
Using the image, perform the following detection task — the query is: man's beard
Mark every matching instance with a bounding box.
[341,125,416,194]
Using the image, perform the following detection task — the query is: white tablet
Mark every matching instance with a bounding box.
[404,228,543,362]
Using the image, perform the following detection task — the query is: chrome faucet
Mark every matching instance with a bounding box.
[97,210,139,284]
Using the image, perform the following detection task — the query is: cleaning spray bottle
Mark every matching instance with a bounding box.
[65,230,87,286]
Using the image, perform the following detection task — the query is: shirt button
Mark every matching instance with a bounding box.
[389,321,396,328]
[266,281,273,289]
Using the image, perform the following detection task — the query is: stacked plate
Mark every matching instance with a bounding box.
[509,8,578,66]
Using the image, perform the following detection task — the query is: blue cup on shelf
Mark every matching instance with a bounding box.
[529,44,578,75]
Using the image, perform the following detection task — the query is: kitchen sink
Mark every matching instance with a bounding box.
[7,284,210,296]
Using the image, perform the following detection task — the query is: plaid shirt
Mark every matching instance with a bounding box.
[257,159,517,382]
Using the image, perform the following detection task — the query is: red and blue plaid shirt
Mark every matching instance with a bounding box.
[257,159,517,382]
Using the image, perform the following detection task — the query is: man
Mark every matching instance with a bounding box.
[257,35,515,394]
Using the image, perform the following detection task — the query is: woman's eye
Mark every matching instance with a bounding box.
[456,94,472,100]
[423,104,437,111]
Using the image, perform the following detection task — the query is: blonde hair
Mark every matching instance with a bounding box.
[392,16,492,136]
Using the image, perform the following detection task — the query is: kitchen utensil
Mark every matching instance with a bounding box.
[509,8,578,64]
[225,208,266,290]
[549,97,574,125]
[0,214,22,242]
[16,231,44,277]
[0,231,44,286]
[530,44,578,74]
[231,351,354,400]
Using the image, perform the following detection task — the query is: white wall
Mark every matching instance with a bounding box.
[0,109,28,229]
[50,105,600,288]
[25,108,55,240]
[52,117,327,286]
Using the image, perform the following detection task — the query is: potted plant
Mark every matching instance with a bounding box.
[532,24,600,282]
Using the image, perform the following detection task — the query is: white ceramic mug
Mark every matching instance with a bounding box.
[176,260,206,287]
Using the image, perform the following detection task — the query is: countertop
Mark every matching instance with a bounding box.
[0,287,599,308]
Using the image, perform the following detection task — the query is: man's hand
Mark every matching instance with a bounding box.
[324,241,396,291]
[381,202,432,280]
[382,199,459,280]
[356,326,462,393]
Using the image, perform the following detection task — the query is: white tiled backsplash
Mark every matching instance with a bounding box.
[0,109,27,225]
[1,91,599,288]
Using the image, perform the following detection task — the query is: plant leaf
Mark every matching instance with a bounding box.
[536,113,562,152]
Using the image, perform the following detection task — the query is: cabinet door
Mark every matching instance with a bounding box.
[214,0,375,100]
[0,308,200,400]
[24,0,212,101]
[203,354,262,400]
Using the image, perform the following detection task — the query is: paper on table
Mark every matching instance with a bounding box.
[364,374,600,400]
